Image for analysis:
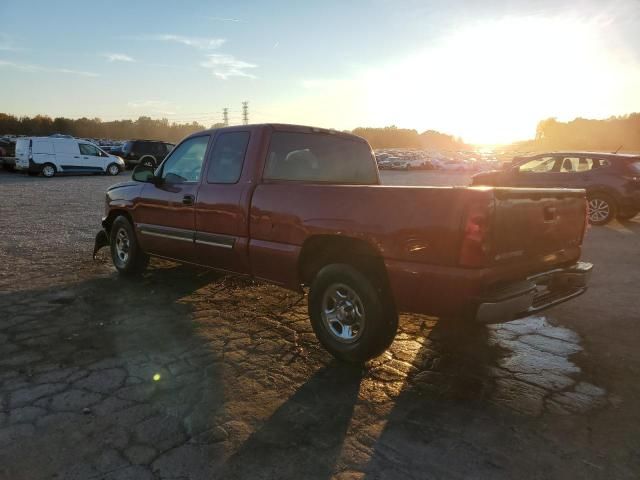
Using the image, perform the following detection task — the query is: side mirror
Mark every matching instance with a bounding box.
[132,165,157,183]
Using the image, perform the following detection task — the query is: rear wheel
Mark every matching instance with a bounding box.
[587,193,617,225]
[109,216,149,275]
[309,263,398,362]
[41,163,56,178]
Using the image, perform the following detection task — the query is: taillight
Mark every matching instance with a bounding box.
[459,199,494,267]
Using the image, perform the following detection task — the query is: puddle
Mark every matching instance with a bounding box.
[373,315,608,417]
[487,315,607,415]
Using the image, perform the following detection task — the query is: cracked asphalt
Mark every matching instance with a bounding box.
[1,169,640,479]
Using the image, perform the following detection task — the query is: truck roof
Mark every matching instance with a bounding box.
[516,151,640,160]
[190,123,369,144]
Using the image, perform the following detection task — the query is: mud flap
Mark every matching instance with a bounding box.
[93,229,110,259]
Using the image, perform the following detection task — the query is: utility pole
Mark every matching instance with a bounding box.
[242,101,249,125]
[222,108,229,127]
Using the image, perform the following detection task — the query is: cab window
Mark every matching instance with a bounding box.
[160,136,210,183]
[206,132,250,183]
[79,143,100,156]
[264,132,378,184]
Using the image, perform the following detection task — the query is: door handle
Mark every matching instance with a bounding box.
[182,194,195,205]
[73,156,80,158]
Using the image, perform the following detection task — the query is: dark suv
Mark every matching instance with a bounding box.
[472,152,640,225]
[120,140,175,169]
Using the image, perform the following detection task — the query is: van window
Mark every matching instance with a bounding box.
[54,141,79,154]
[79,144,100,156]
[32,140,54,155]
[264,132,378,184]
[207,132,250,183]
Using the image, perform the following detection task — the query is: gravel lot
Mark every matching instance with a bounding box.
[1,169,639,479]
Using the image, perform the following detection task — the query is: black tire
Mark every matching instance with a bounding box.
[139,156,157,168]
[587,193,617,226]
[308,263,398,363]
[106,163,121,176]
[617,210,638,221]
[109,216,149,275]
[41,163,56,178]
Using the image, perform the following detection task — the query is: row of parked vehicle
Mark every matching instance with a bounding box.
[0,135,175,177]
[375,149,503,172]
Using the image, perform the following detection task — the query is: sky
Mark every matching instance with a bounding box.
[1,0,639,144]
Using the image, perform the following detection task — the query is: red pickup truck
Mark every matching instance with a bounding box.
[94,124,592,362]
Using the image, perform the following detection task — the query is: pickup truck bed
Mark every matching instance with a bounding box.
[95,123,592,362]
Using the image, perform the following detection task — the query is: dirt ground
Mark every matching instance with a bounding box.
[1,169,639,479]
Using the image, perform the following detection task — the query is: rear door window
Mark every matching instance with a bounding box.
[559,157,589,173]
[206,132,250,184]
[53,141,79,154]
[518,156,558,173]
[264,132,378,184]
[32,140,54,154]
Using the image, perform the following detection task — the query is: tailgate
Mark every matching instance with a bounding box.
[491,188,587,268]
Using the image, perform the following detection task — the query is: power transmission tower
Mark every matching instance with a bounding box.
[223,108,229,126]
[242,101,249,125]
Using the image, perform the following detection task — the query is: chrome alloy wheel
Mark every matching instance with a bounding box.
[114,227,130,264]
[108,164,120,175]
[588,198,610,223]
[321,283,366,343]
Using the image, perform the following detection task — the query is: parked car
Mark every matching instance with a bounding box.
[0,137,17,170]
[94,124,592,362]
[14,137,125,177]
[120,140,174,169]
[471,152,640,225]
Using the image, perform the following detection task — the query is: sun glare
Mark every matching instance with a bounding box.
[363,16,640,144]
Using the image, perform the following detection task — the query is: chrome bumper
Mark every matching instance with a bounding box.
[475,262,593,324]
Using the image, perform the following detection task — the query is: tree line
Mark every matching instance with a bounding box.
[3,112,638,151]
[0,113,213,143]
[352,126,469,150]
[0,113,470,150]
[518,113,640,153]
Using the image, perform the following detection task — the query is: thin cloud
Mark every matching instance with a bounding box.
[127,100,176,115]
[0,34,24,51]
[200,54,257,79]
[104,53,135,62]
[209,16,245,23]
[0,60,98,77]
[151,34,226,50]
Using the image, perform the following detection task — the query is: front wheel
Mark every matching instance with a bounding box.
[106,163,121,176]
[588,193,617,225]
[109,216,149,275]
[309,264,398,363]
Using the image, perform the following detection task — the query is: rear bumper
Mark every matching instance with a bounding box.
[474,261,592,323]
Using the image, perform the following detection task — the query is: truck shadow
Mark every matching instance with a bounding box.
[361,314,608,478]
[217,362,363,479]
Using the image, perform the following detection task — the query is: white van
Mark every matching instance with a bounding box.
[15,137,125,177]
